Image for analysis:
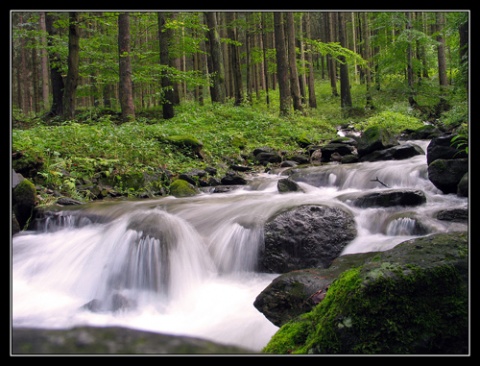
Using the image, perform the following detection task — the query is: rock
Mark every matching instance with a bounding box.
[169,179,199,197]
[359,143,424,162]
[426,134,467,165]
[12,326,250,354]
[277,178,303,193]
[427,158,468,194]
[356,126,399,159]
[12,178,37,230]
[260,204,357,273]
[260,231,469,354]
[337,189,427,208]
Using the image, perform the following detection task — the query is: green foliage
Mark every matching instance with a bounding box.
[354,111,424,134]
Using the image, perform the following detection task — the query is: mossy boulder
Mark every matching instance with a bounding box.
[262,231,468,355]
[169,179,200,197]
[12,178,37,230]
[161,135,205,159]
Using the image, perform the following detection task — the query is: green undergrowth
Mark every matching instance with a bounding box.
[11,80,468,203]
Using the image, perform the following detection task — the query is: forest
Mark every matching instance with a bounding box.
[11,11,470,203]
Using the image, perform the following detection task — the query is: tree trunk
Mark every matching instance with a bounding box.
[261,12,270,106]
[304,13,317,108]
[405,12,417,108]
[45,13,64,117]
[458,15,468,91]
[274,12,291,116]
[118,12,135,121]
[286,12,303,112]
[226,12,244,106]
[326,12,338,97]
[337,12,352,111]
[39,13,50,112]
[362,12,374,110]
[205,12,226,103]
[63,12,80,119]
[158,12,175,119]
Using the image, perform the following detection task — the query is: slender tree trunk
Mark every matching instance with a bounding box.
[19,14,31,115]
[63,12,80,119]
[118,12,135,121]
[45,13,64,117]
[286,12,303,112]
[226,12,244,106]
[304,13,317,108]
[261,12,270,106]
[362,12,374,110]
[337,12,352,111]
[405,12,417,108]
[435,12,449,113]
[326,12,338,97]
[158,12,175,119]
[458,15,468,91]
[274,12,291,116]
[205,12,226,103]
[39,12,50,111]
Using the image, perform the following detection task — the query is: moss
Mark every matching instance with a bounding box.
[263,261,468,354]
[12,179,37,230]
[169,179,199,197]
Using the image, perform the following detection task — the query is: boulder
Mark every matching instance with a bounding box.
[260,231,469,354]
[12,326,249,354]
[260,204,357,273]
[427,158,468,194]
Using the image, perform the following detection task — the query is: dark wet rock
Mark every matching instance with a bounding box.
[12,326,250,354]
[259,231,469,354]
[260,204,357,273]
[427,158,468,194]
[337,188,427,208]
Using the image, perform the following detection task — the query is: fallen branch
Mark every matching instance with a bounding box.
[371,176,388,187]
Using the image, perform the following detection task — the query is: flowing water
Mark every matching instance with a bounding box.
[11,140,468,352]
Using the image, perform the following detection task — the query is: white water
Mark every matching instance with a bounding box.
[11,140,468,352]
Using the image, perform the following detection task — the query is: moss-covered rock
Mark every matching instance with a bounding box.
[169,178,200,197]
[262,232,469,355]
[12,178,37,230]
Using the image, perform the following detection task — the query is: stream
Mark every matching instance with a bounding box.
[11,140,468,352]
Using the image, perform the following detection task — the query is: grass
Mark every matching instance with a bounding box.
[11,78,468,203]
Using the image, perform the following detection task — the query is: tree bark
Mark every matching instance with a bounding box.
[274,12,291,116]
[205,12,226,103]
[158,12,175,119]
[286,12,303,112]
[226,12,244,106]
[39,13,50,111]
[326,12,338,97]
[63,12,80,119]
[337,12,352,111]
[304,13,317,108]
[405,12,417,108]
[45,13,64,117]
[118,12,135,121]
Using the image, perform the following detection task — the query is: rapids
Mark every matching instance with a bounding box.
[11,140,468,352]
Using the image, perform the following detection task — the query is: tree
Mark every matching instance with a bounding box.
[274,12,291,116]
[118,12,135,121]
[45,12,64,117]
[326,12,339,97]
[204,12,226,103]
[435,12,449,113]
[337,12,352,111]
[304,13,317,108]
[405,12,417,108]
[39,12,50,111]
[362,12,374,110]
[158,12,175,119]
[63,12,80,119]
[286,12,303,112]
[226,12,244,106]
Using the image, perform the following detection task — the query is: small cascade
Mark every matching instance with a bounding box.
[12,139,468,351]
[386,217,420,236]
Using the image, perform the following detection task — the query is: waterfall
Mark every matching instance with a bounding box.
[11,139,468,352]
